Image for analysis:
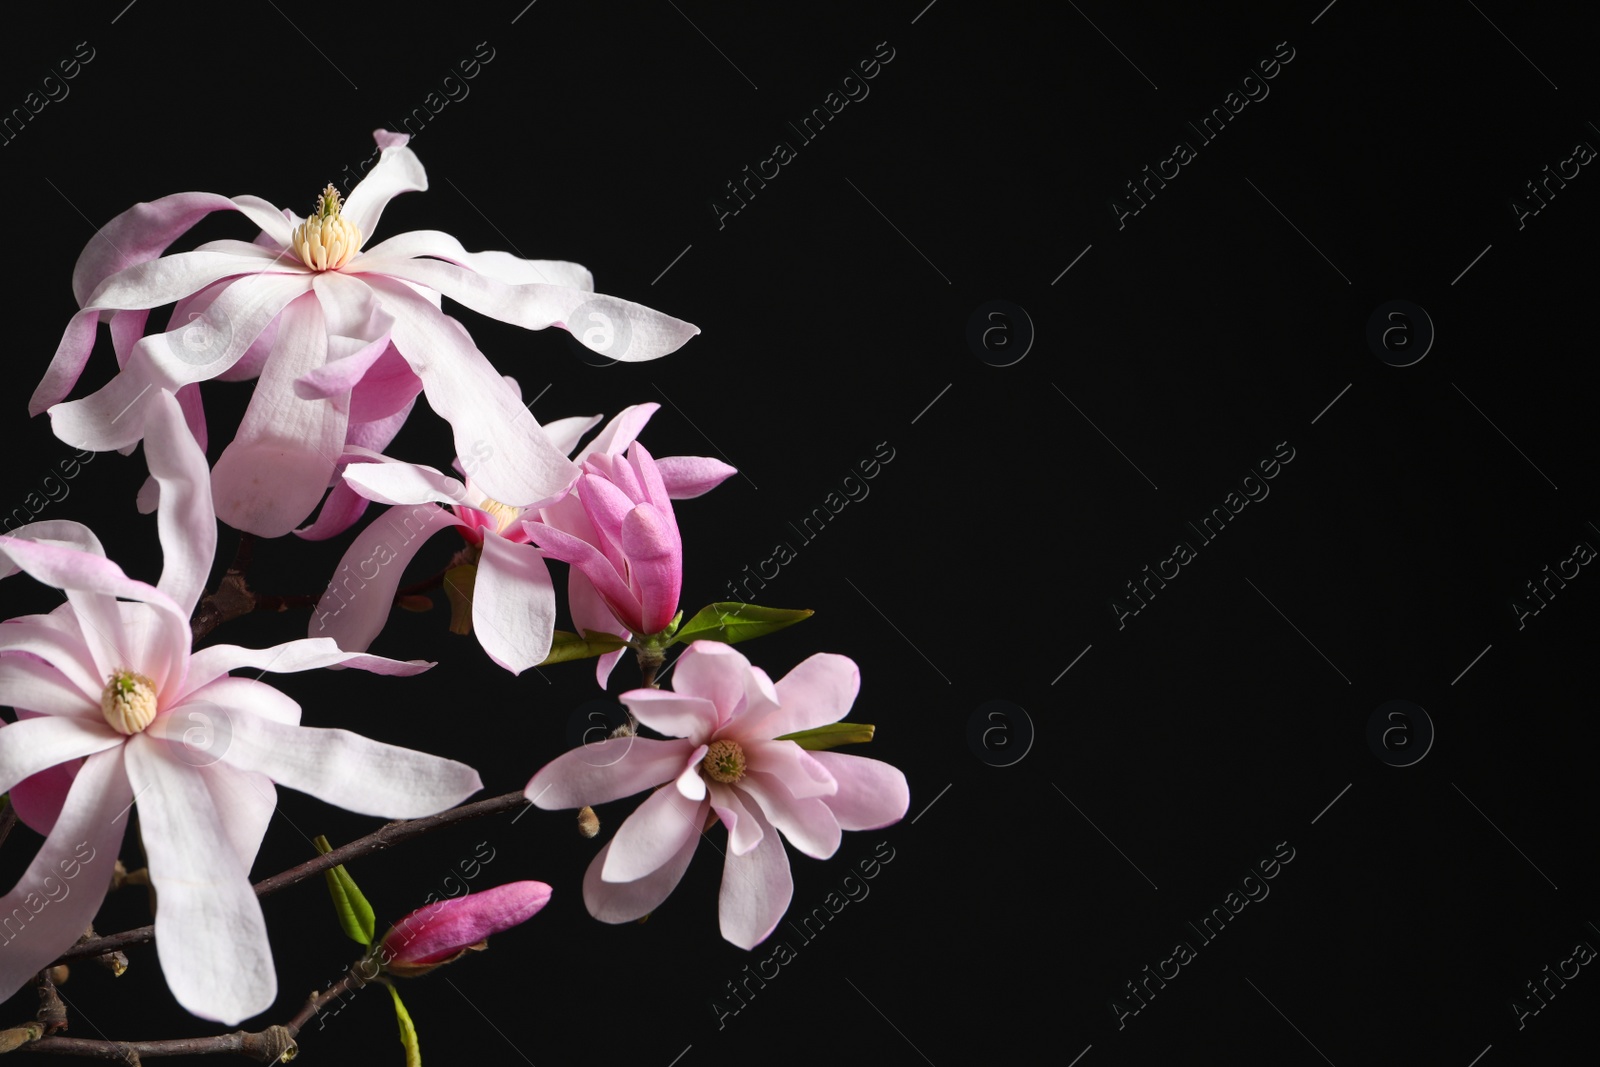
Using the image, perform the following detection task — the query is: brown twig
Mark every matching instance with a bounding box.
[19,969,360,1062]
[55,790,529,966]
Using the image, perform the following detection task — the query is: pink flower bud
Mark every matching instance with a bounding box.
[379,881,552,977]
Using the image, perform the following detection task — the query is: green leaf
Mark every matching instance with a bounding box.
[537,629,631,666]
[775,722,876,750]
[388,984,422,1067]
[669,603,814,647]
[313,834,375,947]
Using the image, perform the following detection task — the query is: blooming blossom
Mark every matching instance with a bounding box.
[524,642,908,948]
[35,130,699,537]
[312,402,732,677]
[0,390,482,1024]
[378,881,552,977]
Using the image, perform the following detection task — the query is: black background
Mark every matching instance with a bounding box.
[2,1,1597,1064]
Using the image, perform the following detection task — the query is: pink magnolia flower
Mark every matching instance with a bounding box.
[524,642,909,949]
[524,404,737,682]
[0,390,482,1025]
[35,130,699,537]
[378,880,553,977]
[312,402,732,677]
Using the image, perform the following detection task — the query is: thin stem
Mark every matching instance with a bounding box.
[54,790,529,966]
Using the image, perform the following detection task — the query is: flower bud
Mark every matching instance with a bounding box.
[378,881,551,978]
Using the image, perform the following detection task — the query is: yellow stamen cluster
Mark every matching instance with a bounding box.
[478,498,522,537]
[291,183,363,270]
[702,739,747,784]
[101,670,158,735]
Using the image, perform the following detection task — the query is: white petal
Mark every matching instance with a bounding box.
[355,257,698,362]
[472,534,556,675]
[343,461,466,506]
[342,137,428,240]
[210,293,348,538]
[0,749,131,1012]
[191,710,482,818]
[0,716,121,795]
[366,276,580,508]
[357,230,595,290]
[125,736,274,1024]
[180,636,432,700]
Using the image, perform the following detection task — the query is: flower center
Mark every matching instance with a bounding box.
[101,670,158,735]
[478,498,521,537]
[701,739,747,784]
[291,183,363,270]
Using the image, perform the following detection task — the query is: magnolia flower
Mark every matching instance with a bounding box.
[377,881,552,978]
[0,391,482,1024]
[524,642,908,948]
[312,402,733,677]
[35,130,699,537]
[527,403,736,685]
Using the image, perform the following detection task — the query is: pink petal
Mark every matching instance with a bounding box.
[307,502,455,654]
[565,569,628,688]
[655,455,739,499]
[179,674,302,726]
[124,735,273,1025]
[346,344,423,423]
[743,653,860,740]
[383,881,552,966]
[744,740,837,799]
[582,832,699,925]
[31,309,100,416]
[709,782,765,855]
[142,390,216,617]
[620,690,720,742]
[525,737,695,810]
[210,293,348,537]
[675,743,710,801]
[808,751,910,831]
[737,773,841,860]
[71,191,292,306]
[0,536,189,691]
[472,533,556,675]
[521,521,639,634]
[601,784,708,883]
[670,642,754,724]
[717,801,793,949]
[0,612,102,701]
[366,276,580,508]
[342,133,428,241]
[8,760,78,836]
[621,504,681,635]
[0,749,131,1014]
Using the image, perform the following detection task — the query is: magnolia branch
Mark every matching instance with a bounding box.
[55,789,529,966]
[15,969,362,1063]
